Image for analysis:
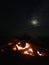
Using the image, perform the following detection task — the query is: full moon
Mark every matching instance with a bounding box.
[31,20,39,26]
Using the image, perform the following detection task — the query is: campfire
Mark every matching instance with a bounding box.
[15,42,45,56]
[16,42,34,56]
[0,41,46,56]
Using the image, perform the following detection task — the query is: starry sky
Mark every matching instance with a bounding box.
[0,0,49,37]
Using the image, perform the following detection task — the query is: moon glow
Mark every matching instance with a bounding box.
[31,20,39,26]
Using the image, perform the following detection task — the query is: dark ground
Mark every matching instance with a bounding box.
[0,54,49,65]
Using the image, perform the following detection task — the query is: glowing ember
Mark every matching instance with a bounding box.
[12,46,17,51]
[1,49,4,52]
[37,51,45,56]
[18,42,21,45]
[8,43,12,46]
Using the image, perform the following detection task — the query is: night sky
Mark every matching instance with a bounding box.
[0,0,49,37]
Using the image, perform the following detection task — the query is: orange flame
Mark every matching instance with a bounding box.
[37,51,45,56]
[24,50,33,56]
[16,42,34,56]
[24,48,34,56]
[28,48,33,52]
[16,42,30,50]
[12,46,17,51]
